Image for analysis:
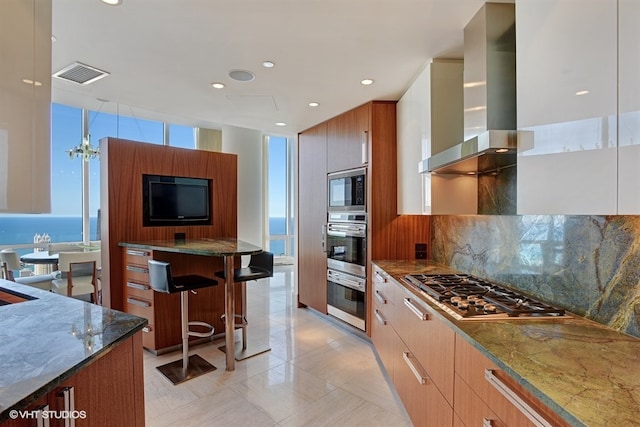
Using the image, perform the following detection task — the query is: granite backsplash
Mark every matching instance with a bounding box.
[431,215,640,338]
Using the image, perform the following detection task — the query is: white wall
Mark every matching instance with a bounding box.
[222,125,264,248]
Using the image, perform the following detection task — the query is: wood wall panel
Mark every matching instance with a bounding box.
[101,137,237,350]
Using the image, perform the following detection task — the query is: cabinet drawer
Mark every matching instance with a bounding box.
[394,339,453,427]
[125,264,150,283]
[125,280,153,298]
[372,268,395,319]
[124,248,152,267]
[454,373,505,427]
[395,286,455,404]
[454,335,568,427]
[125,295,154,324]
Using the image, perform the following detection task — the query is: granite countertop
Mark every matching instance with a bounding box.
[373,259,640,427]
[119,237,263,257]
[0,279,147,421]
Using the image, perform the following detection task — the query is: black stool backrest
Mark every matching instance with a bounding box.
[248,252,274,278]
[148,259,172,294]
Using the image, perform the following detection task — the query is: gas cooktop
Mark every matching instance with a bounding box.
[402,273,568,321]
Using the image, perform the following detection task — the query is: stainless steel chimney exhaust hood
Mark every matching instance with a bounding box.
[422,2,518,175]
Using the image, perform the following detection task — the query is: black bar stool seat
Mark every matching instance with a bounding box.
[148,259,218,385]
[215,251,273,360]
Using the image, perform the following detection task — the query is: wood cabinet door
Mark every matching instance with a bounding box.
[45,333,145,427]
[297,122,328,313]
[454,335,568,427]
[327,103,370,173]
[394,334,453,427]
[395,285,455,404]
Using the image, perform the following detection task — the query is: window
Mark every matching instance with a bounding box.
[169,125,196,149]
[266,135,295,262]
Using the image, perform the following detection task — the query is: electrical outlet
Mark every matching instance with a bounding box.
[415,243,427,259]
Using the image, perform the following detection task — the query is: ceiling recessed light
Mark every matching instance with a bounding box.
[211,82,225,89]
[262,61,275,68]
[575,90,589,96]
[275,122,287,127]
[360,78,374,86]
[101,0,122,5]
[229,69,255,82]
[308,102,319,107]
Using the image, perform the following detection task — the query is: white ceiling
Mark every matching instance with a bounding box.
[51,0,504,136]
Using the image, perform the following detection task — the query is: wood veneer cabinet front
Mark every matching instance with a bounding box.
[297,122,328,313]
[454,335,569,427]
[327,102,370,173]
[4,333,145,427]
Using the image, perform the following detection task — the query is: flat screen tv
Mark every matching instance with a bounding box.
[142,174,212,226]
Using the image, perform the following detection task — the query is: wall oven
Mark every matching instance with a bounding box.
[327,269,366,330]
[325,216,366,277]
[327,167,366,212]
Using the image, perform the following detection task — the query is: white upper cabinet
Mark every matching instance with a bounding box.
[516,0,618,214]
[0,0,51,213]
[396,59,463,214]
[618,0,640,214]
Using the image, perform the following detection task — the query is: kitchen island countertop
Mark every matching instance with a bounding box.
[373,259,640,427]
[0,279,147,421]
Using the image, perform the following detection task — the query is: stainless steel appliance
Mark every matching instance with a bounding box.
[327,167,366,212]
[402,274,568,321]
[325,216,366,277]
[327,268,366,330]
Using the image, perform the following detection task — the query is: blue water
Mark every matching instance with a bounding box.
[0,216,291,249]
[0,216,98,246]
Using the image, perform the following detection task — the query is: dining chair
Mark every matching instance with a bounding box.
[0,249,21,281]
[51,250,101,304]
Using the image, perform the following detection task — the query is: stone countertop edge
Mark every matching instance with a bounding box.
[0,280,147,422]
[119,238,263,257]
[372,259,640,427]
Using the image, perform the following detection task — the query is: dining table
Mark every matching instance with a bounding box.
[118,237,263,371]
[19,251,60,274]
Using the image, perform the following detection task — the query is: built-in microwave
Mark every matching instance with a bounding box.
[327,168,366,212]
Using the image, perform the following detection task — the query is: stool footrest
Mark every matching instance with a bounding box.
[187,321,214,338]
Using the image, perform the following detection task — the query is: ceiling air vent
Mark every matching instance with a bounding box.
[52,62,110,85]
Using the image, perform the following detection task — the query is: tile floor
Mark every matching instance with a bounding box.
[143,265,412,426]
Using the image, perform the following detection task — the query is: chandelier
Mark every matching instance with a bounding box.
[67,135,99,161]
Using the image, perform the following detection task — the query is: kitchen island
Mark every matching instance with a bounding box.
[0,279,147,425]
[372,259,640,427]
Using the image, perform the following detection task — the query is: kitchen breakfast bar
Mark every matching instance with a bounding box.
[119,238,263,372]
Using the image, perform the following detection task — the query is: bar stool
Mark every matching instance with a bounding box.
[148,259,218,385]
[215,251,273,360]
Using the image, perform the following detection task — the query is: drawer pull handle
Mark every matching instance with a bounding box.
[482,418,493,427]
[126,265,149,274]
[374,309,387,325]
[127,297,151,308]
[126,249,150,257]
[404,298,428,320]
[57,386,75,427]
[374,271,387,283]
[375,290,387,305]
[485,369,552,427]
[127,281,149,291]
[402,351,428,385]
[142,326,151,333]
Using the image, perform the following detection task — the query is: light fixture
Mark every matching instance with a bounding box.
[101,0,122,5]
[360,78,374,86]
[211,82,225,89]
[308,102,319,107]
[22,79,42,86]
[575,90,589,96]
[262,61,275,68]
[68,135,99,161]
[463,81,486,88]
[275,122,287,127]
[495,148,509,153]
[464,106,487,113]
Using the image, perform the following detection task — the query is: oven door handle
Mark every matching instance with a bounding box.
[327,224,366,238]
[321,224,328,253]
[327,271,365,292]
